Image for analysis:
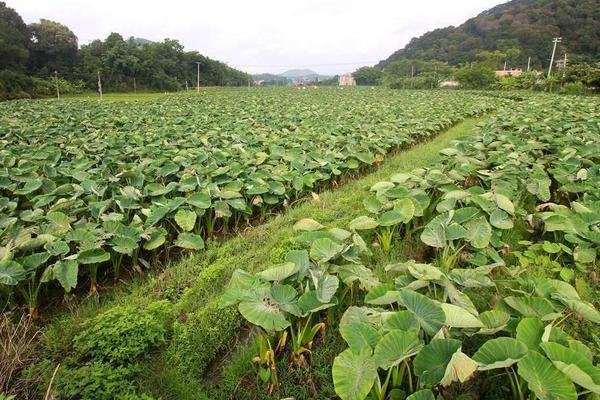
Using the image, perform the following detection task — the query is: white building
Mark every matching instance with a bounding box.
[338,74,356,86]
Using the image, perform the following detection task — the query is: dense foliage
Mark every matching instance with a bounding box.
[219,94,600,399]
[0,89,498,315]
[0,2,251,100]
[378,0,600,69]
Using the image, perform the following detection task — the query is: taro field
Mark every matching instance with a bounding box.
[2,89,600,400]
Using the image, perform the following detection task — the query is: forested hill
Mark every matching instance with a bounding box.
[378,0,600,70]
[0,2,252,99]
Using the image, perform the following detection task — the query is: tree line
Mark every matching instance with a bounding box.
[0,2,252,100]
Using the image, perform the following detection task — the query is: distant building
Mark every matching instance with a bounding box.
[338,74,356,86]
[495,69,523,77]
[439,80,460,88]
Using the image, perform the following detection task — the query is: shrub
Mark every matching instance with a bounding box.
[168,301,242,378]
[54,363,137,400]
[560,81,587,95]
[72,301,172,365]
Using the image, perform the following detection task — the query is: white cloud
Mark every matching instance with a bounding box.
[8,0,505,74]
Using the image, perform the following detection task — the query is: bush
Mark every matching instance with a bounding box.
[454,64,496,89]
[560,81,587,95]
[0,70,34,100]
[54,363,137,400]
[168,301,242,378]
[72,301,172,365]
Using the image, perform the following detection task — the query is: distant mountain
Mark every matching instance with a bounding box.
[378,0,600,69]
[132,37,153,46]
[279,69,319,78]
[252,73,289,86]
[253,69,332,85]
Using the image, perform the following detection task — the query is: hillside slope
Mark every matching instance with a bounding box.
[378,0,600,69]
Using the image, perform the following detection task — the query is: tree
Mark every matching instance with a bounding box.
[352,67,383,86]
[28,19,78,77]
[454,64,496,89]
[0,1,30,70]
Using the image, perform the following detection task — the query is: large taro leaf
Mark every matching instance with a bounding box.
[53,259,79,293]
[407,262,444,281]
[257,262,298,282]
[174,233,204,250]
[490,209,514,230]
[309,238,344,264]
[238,288,290,331]
[310,270,339,303]
[413,338,462,386]
[473,337,528,370]
[517,351,577,400]
[448,269,494,288]
[0,260,26,285]
[293,218,325,232]
[348,216,378,231]
[516,317,545,351]
[270,284,301,317]
[365,283,400,305]
[383,310,420,333]
[441,303,483,329]
[394,197,415,223]
[420,214,448,248]
[378,210,404,227]
[340,320,381,353]
[465,216,492,249]
[145,206,170,227]
[297,290,336,316]
[504,296,559,320]
[285,249,310,279]
[373,329,423,369]
[478,310,511,335]
[77,248,110,265]
[174,209,197,232]
[559,298,600,324]
[337,264,379,291]
[143,228,167,251]
[399,289,446,336]
[541,342,600,393]
[332,347,377,400]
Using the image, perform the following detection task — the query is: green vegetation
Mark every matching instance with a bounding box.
[2,87,599,400]
[0,88,497,316]
[214,94,600,399]
[378,0,600,69]
[5,92,493,399]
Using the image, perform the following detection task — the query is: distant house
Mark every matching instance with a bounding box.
[338,74,356,86]
[439,80,460,88]
[496,69,523,77]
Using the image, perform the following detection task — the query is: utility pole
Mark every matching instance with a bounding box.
[194,62,201,94]
[527,57,531,72]
[410,65,414,89]
[548,37,562,78]
[97,70,103,99]
[133,77,137,94]
[185,80,189,91]
[54,70,60,99]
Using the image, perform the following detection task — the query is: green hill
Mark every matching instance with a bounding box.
[378,0,600,70]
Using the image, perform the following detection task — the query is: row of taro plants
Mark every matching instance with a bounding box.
[220,95,600,399]
[0,90,499,315]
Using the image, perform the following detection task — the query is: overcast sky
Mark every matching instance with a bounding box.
[8,0,505,75]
